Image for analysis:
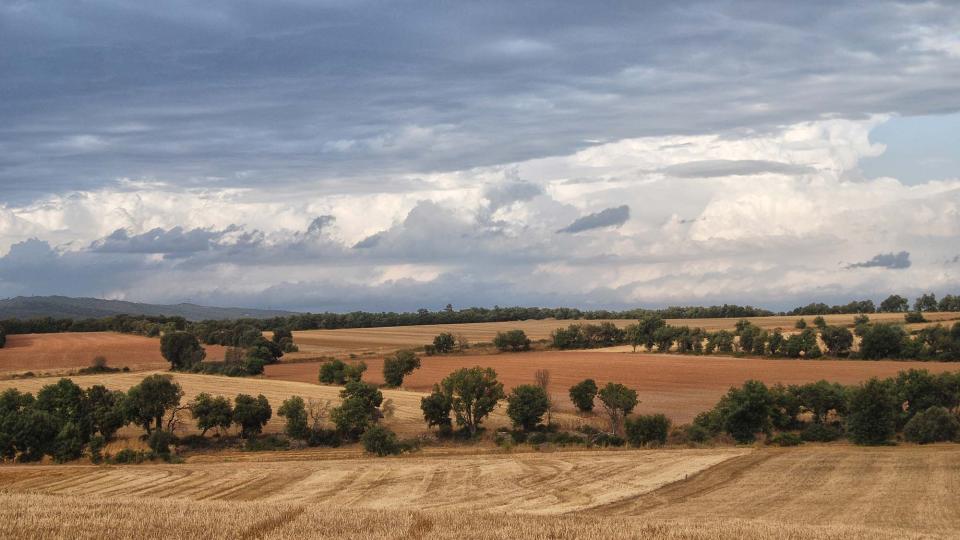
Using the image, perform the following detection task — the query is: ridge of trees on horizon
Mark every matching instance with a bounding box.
[3,292,960,339]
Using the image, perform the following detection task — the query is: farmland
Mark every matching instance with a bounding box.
[1,446,958,539]
[267,351,960,423]
[285,312,960,358]
[0,332,226,376]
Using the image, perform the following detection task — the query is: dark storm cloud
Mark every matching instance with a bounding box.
[557,205,630,234]
[661,160,816,178]
[847,251,912,269]
[3,1,960,200]
[89,226,243,255]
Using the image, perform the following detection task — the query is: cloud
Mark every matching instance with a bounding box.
[847,251,912,270]
[557,206,630,234]
[661,160,815,178]
[2,2,960,202]
[482,180,542,212]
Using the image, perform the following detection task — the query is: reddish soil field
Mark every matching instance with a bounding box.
[0,332,227,374]
[265,351,960,424]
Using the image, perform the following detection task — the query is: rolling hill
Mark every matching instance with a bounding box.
[0,296,296,321]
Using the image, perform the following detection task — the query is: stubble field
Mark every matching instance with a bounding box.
[1,445,958,539]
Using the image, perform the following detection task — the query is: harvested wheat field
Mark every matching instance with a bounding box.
[284,312,960,358]
[0,332,228,375]
[267,352,960,423]
[1,446,958,539]
[0,371,429,436]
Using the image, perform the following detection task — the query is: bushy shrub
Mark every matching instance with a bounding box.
[493,330,531,352]
[432,333,456,354]
[361,425,402,456]
[769,432,802,446]
[859,324,907,360]
[569,379,598,413]
[846,378,897,445]
[147,430,176,456]
[903,406,959,444]
[905,311,927,324]
[382,350,421,387]
[591,432,625,447]
[625,414,671,447]
[506,385,550,431]
[318,359,366,384]
[800,422,842,442]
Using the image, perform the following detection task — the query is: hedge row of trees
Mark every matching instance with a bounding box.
[551,314,960,361]
[0,303,772,337]
[790,293,960,315]
[692,369,960,445]
[0,324,5,348]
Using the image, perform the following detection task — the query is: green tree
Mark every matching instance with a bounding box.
[331,381,383,440]
[432,333,456,353]
[232,394,272,439]
[420,385,452,431]
[189,393,233,437]
[636,313,666,350]
[880,294,909,313]
[624,324,643,352]
[361,425,402,456]
[493,330,531,352]
[382,350,421,387]
[598,383,638,435]
[819,326,853,356]
[85,385,129,440]
[652,326,676,352]
[272,328,293,344]
[569,379,598,413]
[318,359,367,384]
[846,378,897,445]
[624,414,670,447]
[794,318,807,330]
[277,395,310,441]
[718,380,773,443]
[438,367,504,435]
[506,385,550,431]
[794,380,847,424]
[124,374,183,435]
[914,293,938,312]
[160,331,206,370]
[0,325,5,348]
[859,324,906,359]
[903,406,959,444]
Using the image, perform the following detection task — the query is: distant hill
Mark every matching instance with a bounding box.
[0,296,297,321]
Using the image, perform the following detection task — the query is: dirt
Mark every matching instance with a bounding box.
[0,332,230,373]
[265,351,960,423]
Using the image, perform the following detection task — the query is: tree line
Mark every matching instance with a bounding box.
[689,369,960,446]
[549,314,960,361]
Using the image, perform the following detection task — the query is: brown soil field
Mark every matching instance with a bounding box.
[284,312,960,358]
[1,446,958,539]
[0,332,226,374]
[267,351,960,423]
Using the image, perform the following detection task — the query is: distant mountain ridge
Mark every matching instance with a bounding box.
[0,296,297,321]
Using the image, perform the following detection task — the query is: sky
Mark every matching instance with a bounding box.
[1,0,960,312]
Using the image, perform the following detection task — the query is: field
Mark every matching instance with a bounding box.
[0,332,227,375]
[285,312,960,358]
[1,445,958,539]
[267,351,960,423]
